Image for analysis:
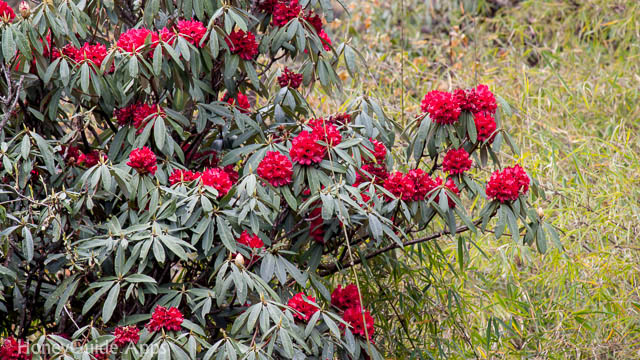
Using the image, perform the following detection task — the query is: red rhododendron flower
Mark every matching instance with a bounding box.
[277,67,303,89]
[328,113,351,125]
[304,12,323,34]
[443,178,460,208]
[200,168,233,197]
[117,28,158,54]
[0,0,15,22]
[474,112,497,143]
[74,43,108,68]
[290,131,325,165]
[133,103,164,132]
[77,150,104,167]
[383,171,415,201]
[407,169,439,201]
[223,92,251,113]
[146,306,183,332]
[0,337,31,360]
[486,165,530,203]
[472,84,497,115]
[341,306,375,338]
[223,164,239,184]
[318,29,332,51]
[158,27,175,45]
[177,19,207,47]
[442,148,472,175]
[226,30,259,60]
[331,284,361,311]
[60,145,81,166]
[127,147,157,176]
[113,325,140,348]
[455,84,497,115]
[365,138,387,164]
[257,151,293,187]
[272,0,302,27]
[308,207,325,243]
[236,230,264,249]
[308,118,341,147]
[355,164,388,185]
[114,104,136,126]
[287,292,318,322]
[257,0,278,12]
[420,90,462,125]
[168,169,200,185]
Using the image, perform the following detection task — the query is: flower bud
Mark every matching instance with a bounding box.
[234,253,245,268]
[19,1,30,18]
[537,207,544,218]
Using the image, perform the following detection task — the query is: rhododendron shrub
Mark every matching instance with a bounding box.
[0,0,556,358]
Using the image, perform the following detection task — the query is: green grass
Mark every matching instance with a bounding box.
[326,0,640,358]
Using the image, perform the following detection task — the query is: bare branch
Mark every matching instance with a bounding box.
[318,220,481,277]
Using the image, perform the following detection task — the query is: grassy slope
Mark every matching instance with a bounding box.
[325,0,640,358]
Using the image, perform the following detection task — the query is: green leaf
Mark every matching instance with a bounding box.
[216,216,237,252]
[22,227,33,262]
[102,282,120,323]
[80,63,90,93]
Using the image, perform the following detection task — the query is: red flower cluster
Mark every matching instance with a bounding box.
[223,92,251,113]
[146,305,184,332]
[168,169,201,185]
[382,169,459,207]
[113,325,140,348]
[308,118,342,147]
[69,43,109,69]
[272,0,302,27]
[318,29,332,51]
[257,0,278,12]
[365,138,387,164]
[287,292,318,322]
[442,148,472,175]
[60,145,81,166]
[114,103,164,132]
[407,169,439,201]
[200,168,233,197]
[133,104,164,131]
[77,150,104,167]
[486,164,530,203]
[342,306,375,338]
[289,131,325,165]
[355,164,388,185]
[455,84,497,116]
[236,230,264,249]
[117,28,158,53]
[127,147,157,176]
[177,20,207,47]
[305,12,323,34]
[277,67,303,89]
[474,112,497,143]
[0,1,15,22]
[383,172,416,201]
[420,90,462,125]
[331,284,361,311]
[328,113,351,125]
[226,30,259,60]
[257,151,293,187]
[0,337,31,360]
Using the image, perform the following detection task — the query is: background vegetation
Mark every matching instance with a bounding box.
[320,0,640,358]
